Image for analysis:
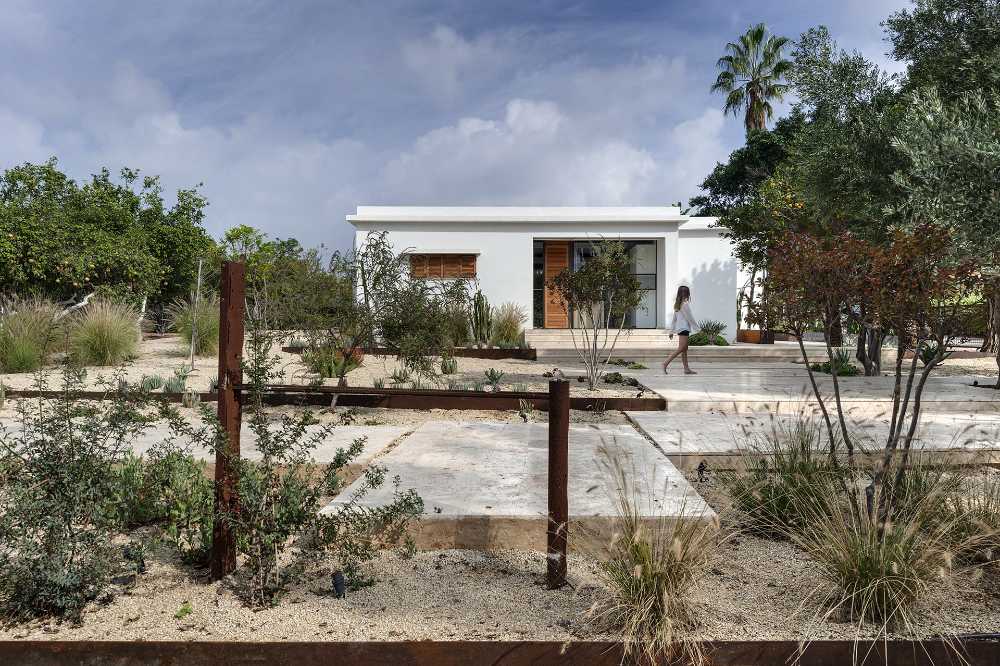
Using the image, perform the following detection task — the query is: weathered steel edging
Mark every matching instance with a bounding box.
[0,639,996,665]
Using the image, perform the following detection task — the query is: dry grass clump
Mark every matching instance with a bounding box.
[0,297,62,372]
[165,295,220,356]
[589,446,718,665]
[490,302,527,348]
[68,300,140,366]
[948,470,1000,566]
[789,474,961,633]
[716,416,844,538]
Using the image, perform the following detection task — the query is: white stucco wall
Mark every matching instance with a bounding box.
[676,220,739,341]
[348,208,739,338]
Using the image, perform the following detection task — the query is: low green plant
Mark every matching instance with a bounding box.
[688,331,729,346]
[717,417,843,538]
[389,368,410,386]
[490,302,527,348]
[918,341,951,367]
[945,471,1000,565]
[302,346,361,380]
[140,374,165,392]
[484,368,505,391]
[68,300,140,366]
[603,371,639,387]
[166,295,220,356]
[810,348,860,376]
[440,355,458,375]
[174,600,193,619]
[163,366,192,393]
[698,319,728,338]
[373,378,385,390]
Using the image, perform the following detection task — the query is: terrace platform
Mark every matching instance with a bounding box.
[626,364,1000,416]
[320,420,715,551]
[626,411,1000,470]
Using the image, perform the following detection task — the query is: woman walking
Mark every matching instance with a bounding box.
[663,285,698,375]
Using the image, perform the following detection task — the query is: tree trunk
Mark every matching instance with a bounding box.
[980,285,998,355]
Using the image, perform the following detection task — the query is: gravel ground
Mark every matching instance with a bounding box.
[0,545,610,642]
[935,356,998,378]
[0,335,643,397]
[291,405,632,427]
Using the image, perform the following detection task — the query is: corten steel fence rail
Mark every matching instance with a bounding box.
[1,639,998,665]
[209,261,574,584]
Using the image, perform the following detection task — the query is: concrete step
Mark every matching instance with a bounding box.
[535,344,824,363]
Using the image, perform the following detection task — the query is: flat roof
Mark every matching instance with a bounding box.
[347,205,687,224]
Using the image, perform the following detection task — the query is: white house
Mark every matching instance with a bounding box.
[347,206,740,339]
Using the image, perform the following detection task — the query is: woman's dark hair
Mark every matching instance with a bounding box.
[673,285,690,312]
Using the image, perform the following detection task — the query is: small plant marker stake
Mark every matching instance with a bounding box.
[212,260,246,580]
[547,378,570,589]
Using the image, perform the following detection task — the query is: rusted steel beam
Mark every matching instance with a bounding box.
[212,260,246,581]
[0,639,997,666]
[547,379,570,589]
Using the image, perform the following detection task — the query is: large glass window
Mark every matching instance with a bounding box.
[568,240,657,329]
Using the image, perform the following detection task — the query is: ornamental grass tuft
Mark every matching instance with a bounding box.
[68,300,140,366]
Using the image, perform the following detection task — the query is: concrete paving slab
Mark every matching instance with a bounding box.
[626,411,1000,470]
[629,368,1000,416]
[321,420,715,551]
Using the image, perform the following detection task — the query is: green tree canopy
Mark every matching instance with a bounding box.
[0,159,214,304]
[886,0,1000,100]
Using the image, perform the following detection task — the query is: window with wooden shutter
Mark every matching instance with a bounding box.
[408,253,476,279]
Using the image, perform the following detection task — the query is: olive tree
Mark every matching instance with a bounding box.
[891,89,1000,384]
[548,240,642,389]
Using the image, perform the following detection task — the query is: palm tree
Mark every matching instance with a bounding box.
[712,23,791,133]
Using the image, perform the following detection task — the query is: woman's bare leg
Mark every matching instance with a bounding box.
[662,347,683,373]
[680,337,697,374]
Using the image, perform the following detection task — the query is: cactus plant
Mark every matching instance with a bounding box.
[440,355,458,375]
[470,290,493,348]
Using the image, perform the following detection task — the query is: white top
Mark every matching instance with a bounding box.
[670,302,698,333]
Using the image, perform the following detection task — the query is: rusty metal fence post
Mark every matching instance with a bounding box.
[547,379,570,589]
[211,260,246,580]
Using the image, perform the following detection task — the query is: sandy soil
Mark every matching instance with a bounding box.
[0,335,643,398]
[294,405,631,427]
[935,356,998,378]
[0,546,610,642]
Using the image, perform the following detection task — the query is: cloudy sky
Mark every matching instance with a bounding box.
[2,0,909,251]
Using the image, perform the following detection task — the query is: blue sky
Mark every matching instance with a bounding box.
[2,0,909,250]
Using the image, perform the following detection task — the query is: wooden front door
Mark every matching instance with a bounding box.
[543,241,570,328]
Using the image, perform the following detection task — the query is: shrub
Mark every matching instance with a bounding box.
[0,297,62,372]
[0,368,153,622]
[491,302,527,348]
[946,470,1000,565]
[717,417,843,538]
[444,304,470,348]
[166,295,220,356]
[590,446,717,665]
[68,300,140,366]
[117,449,214,565]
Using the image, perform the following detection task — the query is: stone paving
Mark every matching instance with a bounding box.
[321,420,714,551]
[626,363,999,415]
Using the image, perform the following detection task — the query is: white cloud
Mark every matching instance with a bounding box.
[401,25,504,100]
